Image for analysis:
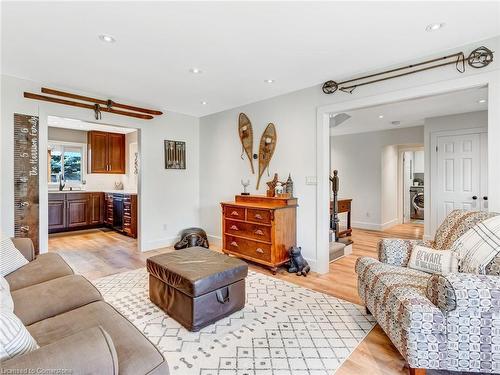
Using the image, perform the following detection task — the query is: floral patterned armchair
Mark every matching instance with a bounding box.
[356,210,500,375]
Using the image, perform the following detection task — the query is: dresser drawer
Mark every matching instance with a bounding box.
[224,220,272,242]
[225,235,271,262]
[224,206,245,220]
[247,208,272,224]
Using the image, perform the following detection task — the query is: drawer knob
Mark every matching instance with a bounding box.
[230,211,239,216]
[254,214,263,219]
[256,248,264,254]
[254,229,264,236]
[230,241,239,247]
[230,225,239,231]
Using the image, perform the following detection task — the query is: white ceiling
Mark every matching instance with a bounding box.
[2,2,499,117]
[329,86,488,136]
[48,116,137,134]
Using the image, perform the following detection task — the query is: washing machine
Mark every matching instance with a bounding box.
[410,186,424,220]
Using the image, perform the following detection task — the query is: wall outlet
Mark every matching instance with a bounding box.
[305,176,317,185]
[162,223,168,231]
[366,212,370,218]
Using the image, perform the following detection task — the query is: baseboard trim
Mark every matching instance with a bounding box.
[142,236,179,252]
[207,234,222,247]
[352,221,382,231]
[380,218,399,231]
[352,218,399,231]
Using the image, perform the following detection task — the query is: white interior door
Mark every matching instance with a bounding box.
[435,132,486,226]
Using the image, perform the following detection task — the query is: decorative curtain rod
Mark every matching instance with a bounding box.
[322,46,494,95]
[24,87,163,120]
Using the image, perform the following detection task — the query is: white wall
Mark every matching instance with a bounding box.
[381,144,399,228]
[330,126,424,230]
[1,74,200,252]
[424,110,488,238]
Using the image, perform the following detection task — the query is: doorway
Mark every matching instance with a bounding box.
[401,147,425,225]
[45,116,142,277]
[318,86,489,274]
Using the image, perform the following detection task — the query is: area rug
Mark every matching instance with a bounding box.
[94,269,376,375]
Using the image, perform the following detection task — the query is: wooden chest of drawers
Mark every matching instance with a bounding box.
[221,195,297,274]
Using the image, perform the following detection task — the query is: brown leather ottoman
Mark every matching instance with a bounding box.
[146,247,248,331]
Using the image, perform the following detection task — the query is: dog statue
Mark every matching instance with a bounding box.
[287,246,310,277]
[174,227,209,250]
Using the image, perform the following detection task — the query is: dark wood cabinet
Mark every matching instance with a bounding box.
[49,192,102,233]
[123,194,137,238]
[49,192,136,237]
[90,193,104,225]
[66,196,89,228]
[107,133,126,173]
[88,131,125,174]
[104,193,114,225]
[48,196,66,231]
[88,131,108,173]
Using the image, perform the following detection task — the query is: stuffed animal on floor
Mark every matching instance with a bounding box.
[287,246,310,276]
[174,227,209,250]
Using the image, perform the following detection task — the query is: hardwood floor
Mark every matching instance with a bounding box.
[48,223,424,375]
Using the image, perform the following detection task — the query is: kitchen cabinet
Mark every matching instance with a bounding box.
[48,192,136,237]
[104,193,114,225]
[48,196,66,231]
[88,131,125,174]
[123,194,138,238]
[49,192,104,233]
[66,193,90,228]
[414,150,424,174]
[90,193,104,225]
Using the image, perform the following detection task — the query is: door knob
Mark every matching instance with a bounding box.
[483,196,488,201]
[472,196,478,200]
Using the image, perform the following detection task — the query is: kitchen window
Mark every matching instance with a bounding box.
[48,141,86,186]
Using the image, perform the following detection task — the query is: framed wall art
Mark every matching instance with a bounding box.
[164,140,186,169]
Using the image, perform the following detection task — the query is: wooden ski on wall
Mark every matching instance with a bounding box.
[256,123,277,189]
[238,113,255,174]
[14,114,40,254]
[24,87,163,120]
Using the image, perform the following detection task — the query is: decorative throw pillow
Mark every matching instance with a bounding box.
[0,310,39,361]
[452,215,500,274]
[0,276,14,312]
[408,245,458,275]
[0,238,28,277]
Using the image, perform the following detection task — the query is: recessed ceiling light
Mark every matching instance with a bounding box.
[98,34,115,43]
[425,23,445,32]
[378,115,384,119]
[190,68,202,74]
[264,79,275,84]
[478,99,487,104]
[201,101,207,105]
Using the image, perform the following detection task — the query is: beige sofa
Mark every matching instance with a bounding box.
[1,238,168,375]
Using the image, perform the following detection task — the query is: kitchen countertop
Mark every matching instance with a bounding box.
[49,190,137,194]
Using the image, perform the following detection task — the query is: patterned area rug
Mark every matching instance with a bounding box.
[94,269,376,375]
